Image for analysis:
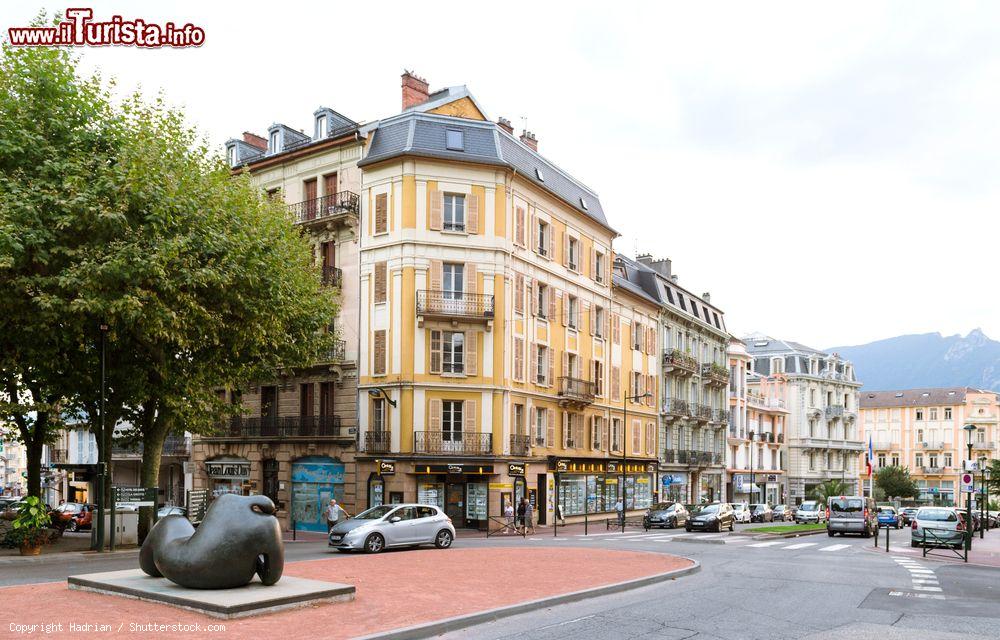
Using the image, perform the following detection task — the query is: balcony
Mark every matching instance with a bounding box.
[316,339,347,364]
[747,393,787,410]
[777,433,785,444]
[558,376,596,407]
[972,441,996,451]
[921,466,945,476]
[290,191,360,225]
[219,416,352,441]
[691,403,712,423]
[684,450,720,467]
[321,266,343,288]
[111,436,190,459]
[662,349,697,375]
[414,431,493,455]
[363,431,390,454]
[510,434,531,456]
[662,398,689,420]
[662,449,677,464]
[825,405,845,420]
[701,363,729,386]
[416,290,495,327]
[920,441,946,450]
[50,449,68,464]
[712,408,731,424]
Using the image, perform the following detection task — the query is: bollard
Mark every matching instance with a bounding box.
[293,519,297,542]
[885,524,890,553]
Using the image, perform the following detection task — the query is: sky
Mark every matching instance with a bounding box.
[3,1,999,349]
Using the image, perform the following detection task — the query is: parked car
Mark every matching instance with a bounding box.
[730,502,752,524]
[899,507,919,526]
[876,506,903,529]
[794,500,826,524]
[827,496,878,538]
[772,505,793,522]
[328,503,455,553]
[750,504,773,523]
[911,507,966,549]
[50,502,95,532]
[685,502,735,532]
[643,502,688,530]
[157,506,187,518]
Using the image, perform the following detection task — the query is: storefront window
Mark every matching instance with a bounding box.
[418,482,444,508]
[604,477,619,508]
[369,475,385,508]
[634,475,652,509]
[624,476,636,509]
[559,476,586,515]
[587,476,604,513]
[466,483,487,520]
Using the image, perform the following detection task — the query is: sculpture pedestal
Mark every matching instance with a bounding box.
[68,569,355,619]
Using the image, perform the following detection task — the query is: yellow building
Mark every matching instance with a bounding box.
[859,387,998,505]
[354,73,658,527]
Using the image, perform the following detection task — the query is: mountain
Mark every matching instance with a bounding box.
[827,329,1000,391]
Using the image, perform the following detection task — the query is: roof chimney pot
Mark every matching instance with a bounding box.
[242,132,267,151]
[401,70,430,110]
[519,129,538,152]
[497,117,514,135]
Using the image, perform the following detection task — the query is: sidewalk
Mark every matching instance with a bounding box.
[867,526,1000,568]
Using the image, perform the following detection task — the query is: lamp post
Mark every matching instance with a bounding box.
[979,456,987,539]
[93,322,108,552]
[748,431,755,507]
[621,391,651,532]
[985,465,992,532]
[963,424,975,551]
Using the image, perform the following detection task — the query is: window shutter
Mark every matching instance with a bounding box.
[511,405,518,443]
[611,366,620,402]
[561,352,568,380]
[373,330,387,375]
[430,330,442,374]
[560,292,568,327]
[632,419,640,454]
[374,261,387,303]
[603,419,610,452]
[429,398,442,431]
[430,260,443,292]
[375,193,388,234]
[465,331,477,376]
[606,253,612,286]
[429,190,442,230]
[547,347,554,387]
[466,194,479,234]
[546,408,555,447]
[464,399,477,433]
[562,411,569,448]
[562,231,569,268]
[465,263,478,295]
[612,315,620,345]
[530,343,538,383]
[515,274,524,313]
[589,306,596,336]
[591,248,597,280]
[548,286,556,320]
[516,206,526,246]
[530,280,538,316]
[548,225,555,260]
[531,215,538,251]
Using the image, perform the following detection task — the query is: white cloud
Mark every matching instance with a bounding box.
[3,0,999,348]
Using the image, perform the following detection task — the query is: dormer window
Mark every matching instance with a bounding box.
[268,130,280,155]
[226,145,236,166]
[535,168,545,182]
[580,197,589,210]
[315,114,328,139]
[445,129,464,151]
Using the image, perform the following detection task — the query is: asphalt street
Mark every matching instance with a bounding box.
[4,527,999,639]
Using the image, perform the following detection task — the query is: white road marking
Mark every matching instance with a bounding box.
[911,578,938,584]
[575,532,632,537]
[907,569,934,575]
[782,543,818,550]
[747,541,785,547]
[819,544,851,551]
[914,586,943,592]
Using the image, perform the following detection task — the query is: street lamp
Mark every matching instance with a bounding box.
[963,423,975,551]
[621,391,652,532]
[985,464,992,532]
[747,431,756,506]
[367,387,397,408]
[979,456,988,539]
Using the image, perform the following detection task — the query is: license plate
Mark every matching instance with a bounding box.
[329,535,342,542]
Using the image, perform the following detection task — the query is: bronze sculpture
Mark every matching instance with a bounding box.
[140,494,284,589]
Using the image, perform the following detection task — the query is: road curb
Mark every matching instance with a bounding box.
[0,548,140,566]
[352,558,700,640]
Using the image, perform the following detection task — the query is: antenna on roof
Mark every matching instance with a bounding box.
[520,116,527,132]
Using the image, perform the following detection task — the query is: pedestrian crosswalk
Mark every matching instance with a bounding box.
[558,532,861,553]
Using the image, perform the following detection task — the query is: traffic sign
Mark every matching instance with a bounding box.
[113,486,157,507]
[961,473,974,493]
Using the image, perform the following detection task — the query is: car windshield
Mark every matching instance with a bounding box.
[918,509,958,522]
[733,504,746,511]
[651,503,675,511]
[694,504,720,514]
[829,498,863,513]
[751,504,766,511]
[799,503,817,511]
[775,505,786,510]
[354,505,396,520]
[60,504,82,513]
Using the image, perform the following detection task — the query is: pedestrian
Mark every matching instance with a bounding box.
[502,500,515,534]
[516,498,527,533]
[615,497,625,527]
[522,498,535,535]
[325,498,348,533]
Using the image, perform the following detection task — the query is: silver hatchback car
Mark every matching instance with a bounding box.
[328,503,456,553]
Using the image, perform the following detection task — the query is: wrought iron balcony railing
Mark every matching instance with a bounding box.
[414,431,492,455]
[701,363,730,385]
[712,408,731,423]
[50,449,68,463]
[691,403,713,421]
[363,430,391,454]
[825,405,845,419]
[224,415,347,439]
[662,349,697,374]
[290,191,360,223]
[662,398,689,418]
[558,376,596,404]
[316,339,347,363]
[510,434,531,456]
[321,266,343,287]
[111,436,190,458]
[777,433,785,444]
[416,290,495,320]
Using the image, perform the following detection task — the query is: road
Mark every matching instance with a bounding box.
[4,527,999,639]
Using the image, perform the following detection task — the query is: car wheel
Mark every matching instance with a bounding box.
[729,520,735,532]
[714,521,722,533]
[435,529,453,549]
[364,533,385,554]
[67,521,78,532]
[862,526,870,539]
[685,526,691,532]
[828,530,835,537]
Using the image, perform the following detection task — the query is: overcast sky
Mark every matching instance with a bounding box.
[4,2,999,349]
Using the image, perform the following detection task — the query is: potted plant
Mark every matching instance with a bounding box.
[11,496,52,556]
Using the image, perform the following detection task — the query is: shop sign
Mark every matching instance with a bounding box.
[205,460,251,480]
[417,464,495,475]
[646,462,657,473]
[376,459,396,476]
[662,473,686,486]
[447,464,463,475]
[607,461,620,473]
[507,462,525,477]
[555,460,570,473]
[766,474,778,483]
[489,482,513,490]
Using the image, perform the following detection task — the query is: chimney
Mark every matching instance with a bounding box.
[497,117,514,135]
[701,292,711,303]
[519,130,538,152]
[635,254,653,267]
[636,255,673,279]
[670,274,679,283]
[401,70,429,110]
[242,132,267,151]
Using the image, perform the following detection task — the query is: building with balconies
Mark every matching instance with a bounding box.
[744,334,862,503]
[355,72,658,528]
[858,387,1000,505]
[190,107,363,533]
[0,437,27,498]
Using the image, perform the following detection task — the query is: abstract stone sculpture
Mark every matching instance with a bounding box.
[140,494,284,589]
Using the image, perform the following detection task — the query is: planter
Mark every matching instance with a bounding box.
[19,542,42,556]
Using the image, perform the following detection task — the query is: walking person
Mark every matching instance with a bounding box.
[615,497,625,527]
[502,500,515,534]
[516,498,527,534]
[325,498,348,535]
[522,498,535,535]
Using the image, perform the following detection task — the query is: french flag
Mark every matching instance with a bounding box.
[866,435,873,478]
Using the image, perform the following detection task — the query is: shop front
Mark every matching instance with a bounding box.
[205,456,252,498]
[660,472,688,503]
[289,455,345,532]
[552,458,656,520]
[699,471,723,504]
[412,462,496,530]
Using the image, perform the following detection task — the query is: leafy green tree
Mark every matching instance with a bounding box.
[875,465,919,501]
[985,459,1000,497]
[808,479,848,505]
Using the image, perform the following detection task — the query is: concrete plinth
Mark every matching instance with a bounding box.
[67,569,355,619]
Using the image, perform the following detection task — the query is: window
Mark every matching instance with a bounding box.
[442,401,463,441]
[513,337,524,381]
[944,453,952,468]
[514,206,526,247]
[611,418,622,452]
[374,193,388,234]
[269,130,280,153]
[929,408,938,420]
[535,167,545,182]
[594,252,605,283]
[929,454,938,468]
[537,220,549,257]
[372,398,386,432]
[534,407,546,446]
[513,404,525,436]
[536,283,548,319]
[594,305,605,338]
[227,146,236,165]
[536,345,549,385]
[593,360,604,396]
[877,454,886,468]
[441,331,465,373]
[567,237,579,271]
[374,261,387,304]
[917,428,924,442]
[808,452,815,470]
[443,194,466,231]
[944,407,952,420]
[445,129,464,151]
[915,453,923,467]
[316,114,328,138]
[978,428,985,443]
[591,416,603,449]
[891,454,899,466]
[443,263,464,299]
[916,409,923,421]
[567,295,578,329]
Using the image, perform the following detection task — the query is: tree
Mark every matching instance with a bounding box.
[875,465,919,501]
[808,479,848,505]
[986,459,1000,497]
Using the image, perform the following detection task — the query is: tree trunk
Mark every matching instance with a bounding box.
[137,409,169,543]
[25,435,44,499]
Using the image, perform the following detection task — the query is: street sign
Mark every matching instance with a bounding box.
[186,489,209,524]
[961,473,974,493]
[114,486,157,507]
[964,460,979,472]
[734,475,745,492]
